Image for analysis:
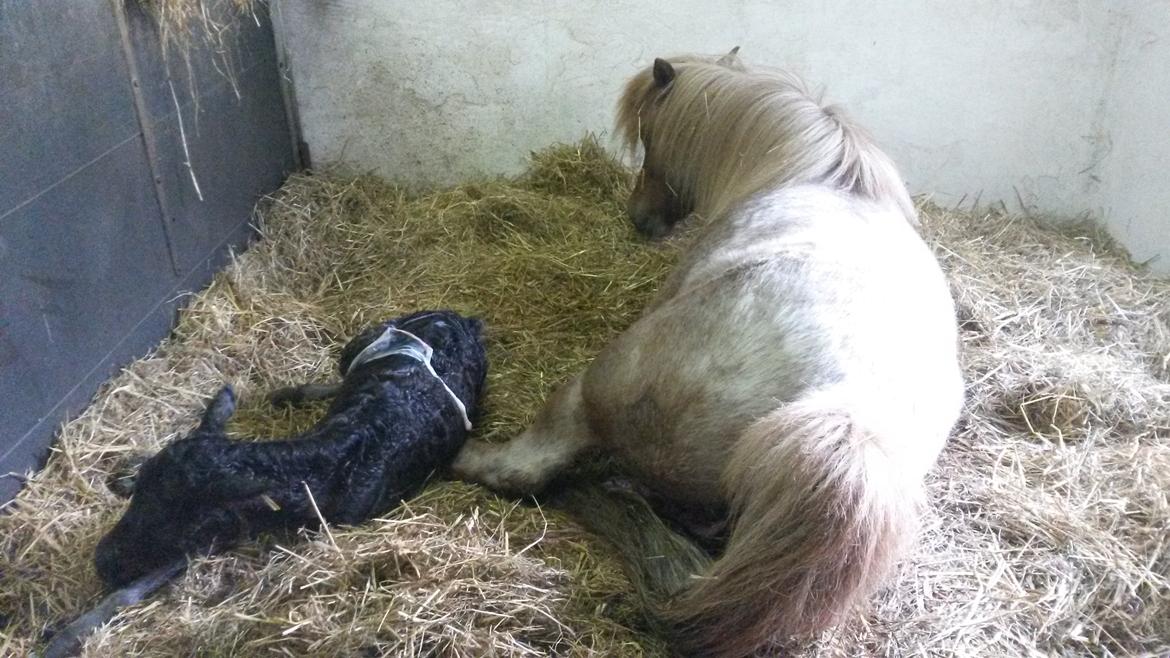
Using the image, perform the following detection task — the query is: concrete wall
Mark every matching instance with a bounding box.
[1094,3,1170,269]
[277,0,1168,272]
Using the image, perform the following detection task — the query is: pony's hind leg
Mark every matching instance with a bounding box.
[453,375,596,496]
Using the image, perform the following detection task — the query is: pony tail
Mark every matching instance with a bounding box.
[823,105,919,225]
[661,389,921,657]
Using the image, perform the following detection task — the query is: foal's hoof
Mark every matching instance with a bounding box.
[268,386,307,408]
[106,452,152,498]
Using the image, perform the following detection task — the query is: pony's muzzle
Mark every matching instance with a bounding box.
[627,170,686,239]
[630,207,673,239]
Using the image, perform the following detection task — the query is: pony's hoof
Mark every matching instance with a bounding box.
[450,440,552,498]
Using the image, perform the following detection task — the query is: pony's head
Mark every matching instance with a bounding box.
[616,51,742,237]
[615,48,915,238]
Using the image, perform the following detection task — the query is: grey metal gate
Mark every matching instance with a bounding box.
[0,0,298,501]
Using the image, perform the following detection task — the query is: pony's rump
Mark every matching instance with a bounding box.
[661,390,920,656]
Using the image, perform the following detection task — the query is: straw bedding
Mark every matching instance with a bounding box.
[1,138,1168,657]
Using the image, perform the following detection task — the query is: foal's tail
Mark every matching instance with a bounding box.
[565,391,922,657]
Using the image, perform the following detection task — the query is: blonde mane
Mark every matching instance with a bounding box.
[616,54,917,223]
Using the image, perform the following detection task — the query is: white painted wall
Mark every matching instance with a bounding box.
[276,0,1169,272]
[1093,3,1170,269]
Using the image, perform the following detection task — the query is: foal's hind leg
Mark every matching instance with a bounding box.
[453,375,596,496]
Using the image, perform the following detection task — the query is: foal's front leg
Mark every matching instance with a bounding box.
[268,383,343,408]
[452,374,596,496]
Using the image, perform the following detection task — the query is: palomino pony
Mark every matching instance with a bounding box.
[454,49,962,656]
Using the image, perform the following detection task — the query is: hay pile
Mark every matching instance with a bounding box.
[2,138,1168,656]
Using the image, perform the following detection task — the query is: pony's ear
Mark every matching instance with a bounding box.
[717,46,741,66]
[652,58,676,88]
